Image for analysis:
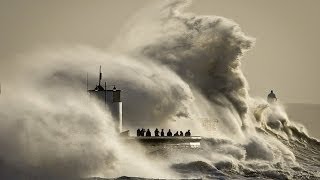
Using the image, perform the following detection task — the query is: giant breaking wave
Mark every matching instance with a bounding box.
[0,0,319,179]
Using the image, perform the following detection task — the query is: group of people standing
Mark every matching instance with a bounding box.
[137,128,191,137]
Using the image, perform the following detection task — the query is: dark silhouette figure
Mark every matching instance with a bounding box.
[140,128,145,136]
[146,129,151,136]
[174,131,179,136]
[179,131,183,136]
[167,129,172,136]
[185,130,191,137]
[154,128,159,136]
[161,129,165,136]
[137,129,141,136]
[267,90,277,103]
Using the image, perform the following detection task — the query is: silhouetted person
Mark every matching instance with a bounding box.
[185,130,191,137]
[146,129,151,136]
[267,90,277,103]
[161,129,165,136]
[174,131,179,136]
[179,131,183,136]
[140,128,145,136]
[154,128,159,136]
[137,129,141,136]
[167,129,172,136]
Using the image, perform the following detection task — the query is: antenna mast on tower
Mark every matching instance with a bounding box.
[99,65,102,86]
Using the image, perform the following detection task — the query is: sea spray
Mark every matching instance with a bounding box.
[0,0,319,179]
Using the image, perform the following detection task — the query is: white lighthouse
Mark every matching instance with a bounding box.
[88,66,123,133]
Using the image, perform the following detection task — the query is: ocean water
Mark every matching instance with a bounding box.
[91,128,320,180]
[170,133,320,179]
[0,1,319,179]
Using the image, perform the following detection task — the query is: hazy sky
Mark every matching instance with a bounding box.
[1,0,320,104]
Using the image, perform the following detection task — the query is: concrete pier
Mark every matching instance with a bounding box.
[126,136,202,148]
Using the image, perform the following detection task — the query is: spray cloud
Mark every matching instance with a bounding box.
[0,0,317,179]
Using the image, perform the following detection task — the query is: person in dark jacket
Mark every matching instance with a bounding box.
[146,129,151,136]
[167,129,172,136]
[140,128,145,136]
[154,128,159,136]
[137,129,141,136]
[185,130,191,136]
[174,131,179,136]
[161,129,165,136]
[179,131,183,136]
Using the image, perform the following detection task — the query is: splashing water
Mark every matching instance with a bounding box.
[0,0,319,179]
